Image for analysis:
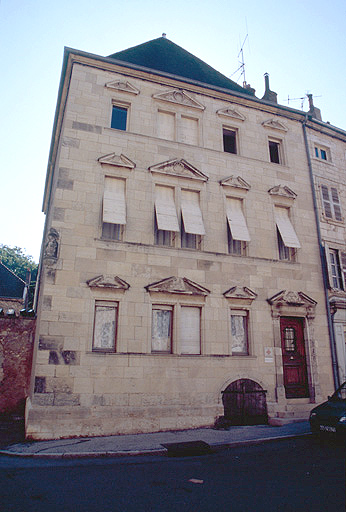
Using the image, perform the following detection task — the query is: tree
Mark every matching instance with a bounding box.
[0,245,38,308]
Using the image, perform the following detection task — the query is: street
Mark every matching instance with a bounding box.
[0,436,345,511]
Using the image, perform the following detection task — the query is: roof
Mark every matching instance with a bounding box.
[108,37,253,96]
[0,262,25,299]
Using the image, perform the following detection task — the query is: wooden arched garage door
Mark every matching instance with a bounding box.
[222,379,268,425]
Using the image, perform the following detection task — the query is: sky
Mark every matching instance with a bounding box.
[1,0,345,262]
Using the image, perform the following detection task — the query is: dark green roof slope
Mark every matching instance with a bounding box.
[108,37,253,96]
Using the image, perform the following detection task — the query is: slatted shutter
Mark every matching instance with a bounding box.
[155,186,179,232]
[181,190,205,235]
[103,177,126,225]
[226,198,251,242]
[274,206,300,248]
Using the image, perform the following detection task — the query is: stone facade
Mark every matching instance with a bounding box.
[27,39,338,439]
[305,115,346,384]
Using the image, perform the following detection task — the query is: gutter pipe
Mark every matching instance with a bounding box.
[302,116,340,391]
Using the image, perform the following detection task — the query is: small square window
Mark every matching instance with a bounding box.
[314,145,330,161]
[269,140,281,164]
[93,302,118,352]
[102,222,122,241]
[223,128,237,154]
[230,311,249,355]
[111,105,128,130]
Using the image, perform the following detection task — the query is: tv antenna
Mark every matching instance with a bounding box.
[231,33,248,86]
[284,92,321,110]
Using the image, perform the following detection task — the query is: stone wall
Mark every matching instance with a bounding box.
[0,317,36,416]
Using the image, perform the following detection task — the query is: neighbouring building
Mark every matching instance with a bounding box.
[303,97,346,384]
[27,36,343,440]
[0,261,25,315]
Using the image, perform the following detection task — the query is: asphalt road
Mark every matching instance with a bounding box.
[0,436,344,512]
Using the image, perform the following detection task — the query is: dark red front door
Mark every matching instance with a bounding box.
[280,317,309,398]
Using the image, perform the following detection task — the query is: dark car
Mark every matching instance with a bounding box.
[309,381,346,436]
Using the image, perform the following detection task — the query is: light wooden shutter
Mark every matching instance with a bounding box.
[155,186,179,232]
[340,252,346,289]
[324,243,334,289]
[274,206,300,248]
[103,177,126,224]
[226,198,251,241]
[321,185,333,219]
[180,116,198,145]
[331,187,342,221]
[158,111,175,140]
[93,304,117,350]
[181,190,205,235]
[180,306,201,354]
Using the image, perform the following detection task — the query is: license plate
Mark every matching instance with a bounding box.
[320,425,336,433]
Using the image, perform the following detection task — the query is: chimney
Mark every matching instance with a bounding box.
[307,94,322,121]
[262,73,277,104]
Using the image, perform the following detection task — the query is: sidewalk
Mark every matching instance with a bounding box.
[0,421,311,458]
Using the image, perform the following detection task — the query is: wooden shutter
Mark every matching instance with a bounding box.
[181,190,205,235]
[274,206,300,248]
[331,187,342,221]
[151,307,172,352]
[155,186,179,232]
[180,116,198,145]
[158,111,175,140]
[103,177,126,225]
[324,244,334,289]
[321,185,333,219]
[180,306,201,354]
[93,303,117,351]
[226,198,251,242]
[340,252,346,289]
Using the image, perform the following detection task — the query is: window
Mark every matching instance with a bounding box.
[226,197,250,255]
[181,190,205,249]
[154,186,179,246]
[93,302,118,351]
[269,140,281,164]
[180,116,198,145]
[274,206,300,261]
[321,185,343,222]
[180,306,201,354]
[230,310,248,355]
[314,146,329,161]
[151,306,172,353]
[102,177,126,240]
[223,128,237,154]
[157,110,175,140]
[327,249,346,290]
[111,105,128,130]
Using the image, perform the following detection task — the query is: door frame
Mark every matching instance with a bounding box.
[268,290,320,404]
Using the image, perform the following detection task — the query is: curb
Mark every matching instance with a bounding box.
[0,432,311,459]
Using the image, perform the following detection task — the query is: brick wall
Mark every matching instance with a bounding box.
[0,317,36,417]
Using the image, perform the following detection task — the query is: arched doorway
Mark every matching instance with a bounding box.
[222,379,268,425]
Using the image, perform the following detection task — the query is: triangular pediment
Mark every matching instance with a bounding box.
[268,290,317,307]
[98,153,136,169]
[217,107,246,121]
[268,185,296,199]
[146,276,210,296]
[87,275,130,290]
[152,89,205,110]
[223,286,257,301]
[149,159,208,181]
[220,175,251,190]
[105,80,139,95]
[262,118,288,132]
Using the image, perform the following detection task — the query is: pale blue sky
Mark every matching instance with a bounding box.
[1,0,345,261]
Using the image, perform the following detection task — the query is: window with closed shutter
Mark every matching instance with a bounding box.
[93,302,118,351]
[180,306,201,354]
[151,306,172,352]
[321,185,343,222]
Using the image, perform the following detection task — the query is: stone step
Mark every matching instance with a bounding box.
[269,417,310,427]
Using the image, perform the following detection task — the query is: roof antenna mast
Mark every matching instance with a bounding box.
[231,32,248,86]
